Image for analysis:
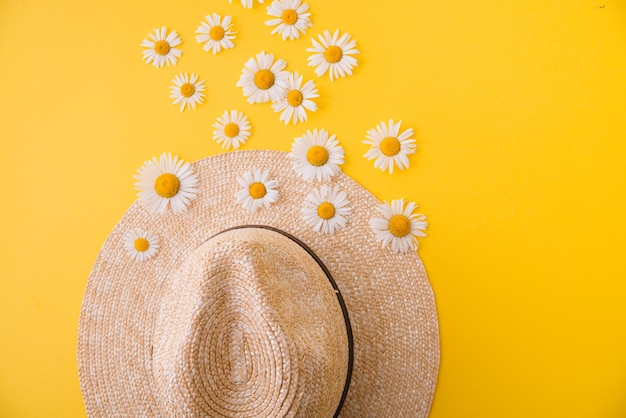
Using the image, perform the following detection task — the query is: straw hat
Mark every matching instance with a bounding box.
[77,149,439,417]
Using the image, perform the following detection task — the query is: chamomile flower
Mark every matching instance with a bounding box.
[169,73,206,112]
[370,199,427,254]
[196,13,236,54]
[302,185,352,235]
[123,228,160,261]
[363,119,416,174]
[212,110,252,150]
[235,168,279,213]
[134,153,199,214]
[141,27,183,68]
[265,0,312,41]
[307,29,359,81]
[236,51,289,104]
[290,129,345,181]
[229,0,264,8]
[272,71,318,125]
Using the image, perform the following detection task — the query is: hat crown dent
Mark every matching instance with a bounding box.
[152,227,349,417]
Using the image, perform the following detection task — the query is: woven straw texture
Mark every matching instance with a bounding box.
[77,150,440,417]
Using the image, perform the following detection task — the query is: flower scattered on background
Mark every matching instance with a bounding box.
[302,185,352,235]
[134,153,199,214]
[123,228,160,261]
[141,27,183,68]
[307,29,359,81]
[363,119,416,174]
[237,51,289,104]
[370,198,427,254]
[229,0,264,8]
[212,110,252,150]
[169,73,206,112]
[235,168,279,213]
[196,13,236,54]
[272,71,318,125]
[265,0,312,41]
[290,128,345,181]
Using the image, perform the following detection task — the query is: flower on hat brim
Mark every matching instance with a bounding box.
[134,153,199,214]
[235,168,279,213]
[302,185,352,235]
[123,228,160,261]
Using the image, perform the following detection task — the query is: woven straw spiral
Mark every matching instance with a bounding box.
[151,228,348,416]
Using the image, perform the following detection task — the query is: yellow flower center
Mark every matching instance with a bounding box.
[380,137,401,157]
[324,46,343,63]
[209,25,225,41]
[154,173,180,198]
[317,202,335,220]
[287,90,303,107]
[180,83,195,98]
[254,69,275,90]
[389,215,411,237]
[249,182,267,199]
[154,40,170,55]
[134,238,150,252]
[281,9,298,25]
[224,122,240,138]
[306,145,329,167]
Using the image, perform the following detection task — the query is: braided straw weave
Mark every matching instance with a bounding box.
[77,150,440,417]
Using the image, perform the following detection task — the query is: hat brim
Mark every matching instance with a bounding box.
[77,149,440,417]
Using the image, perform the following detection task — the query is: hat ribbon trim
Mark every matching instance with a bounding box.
[214,224,354,418]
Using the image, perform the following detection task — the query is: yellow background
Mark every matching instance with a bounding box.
[1,0,625,416]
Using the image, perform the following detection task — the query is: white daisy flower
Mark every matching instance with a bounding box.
[141,27,183,68]
[169,73,206,112]
[307,29,359,81]
[290,128,345,181]
[302,185,352,235]
[229,0,264,8]
[363,119,416,174]
[123,228,160,261]
[235,168,279,213]
[272,71,318,125]
[212,110,252,150]
[196,13,236,55]
[236,51,289,104]
[265,0,312,41]
[134,153,199,214]
[370,198,427,254]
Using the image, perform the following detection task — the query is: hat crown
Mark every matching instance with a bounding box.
[151,227,349,417]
